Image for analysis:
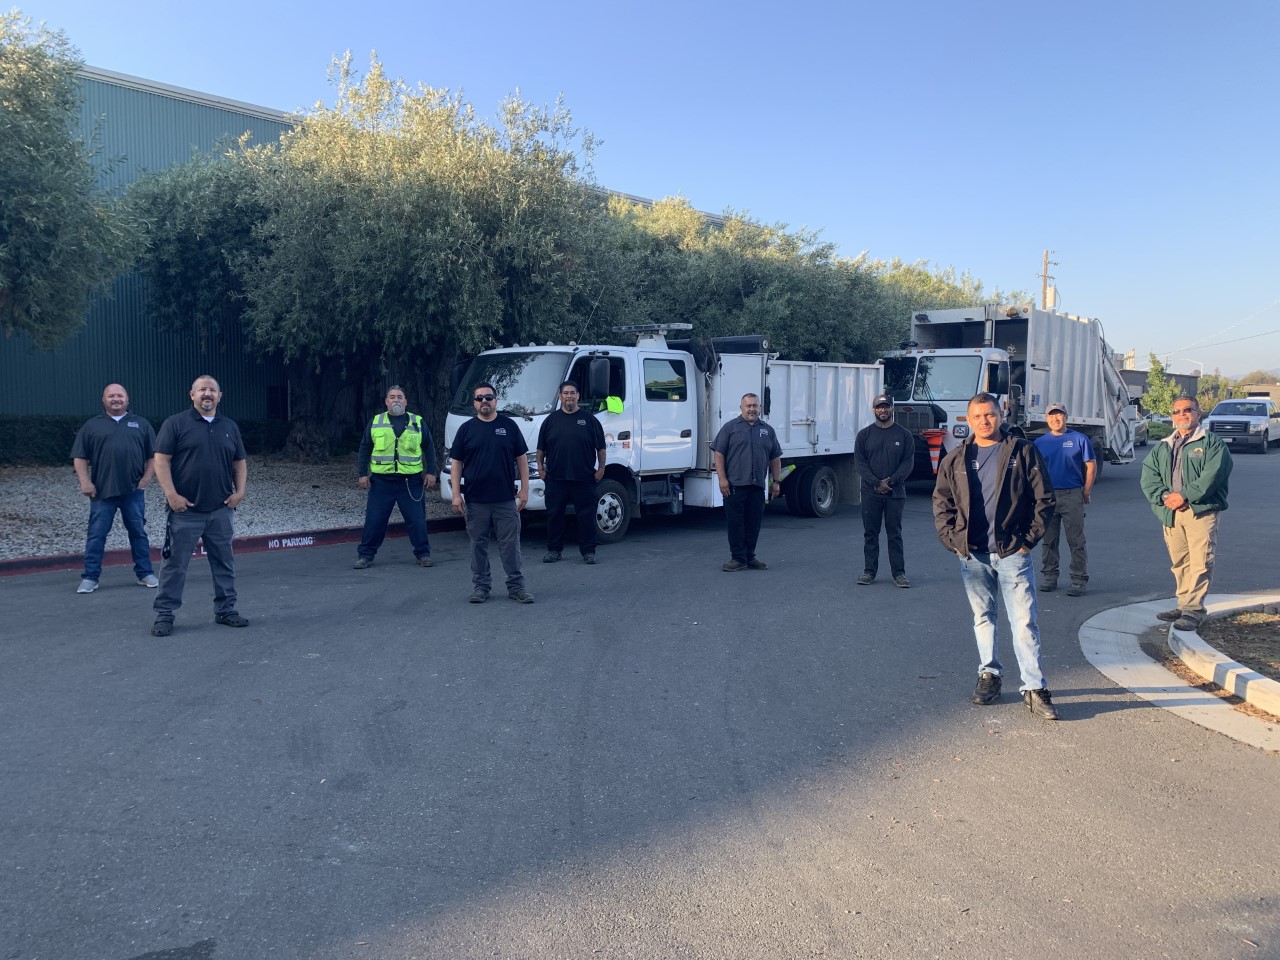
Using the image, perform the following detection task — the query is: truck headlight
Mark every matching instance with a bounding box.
[1250,422,1265,433]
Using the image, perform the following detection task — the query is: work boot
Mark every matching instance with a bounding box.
[1041,579,1058,593]
[856,572,874,586]
[746,558,768,570]
[509,590,535,604]
[972,672,1002,705]
[543,551,562,563]
[893,574,911,589]
[468,589,489,604]
[1155,608,1182,622]
[1172,613,1203,632]
[582,553,597,564]
[1024,688,1060,720]
[1067,582,1085,597]
[723,560,747,572]
[417,557,433,567]
[353,556,373,569]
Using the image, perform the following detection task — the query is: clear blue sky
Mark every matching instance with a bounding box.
[26,0,1280,378]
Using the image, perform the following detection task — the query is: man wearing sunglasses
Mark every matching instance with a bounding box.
[450,383,533,604]
[1140,396,1232,632]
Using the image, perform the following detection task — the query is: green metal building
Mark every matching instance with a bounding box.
[0,67,292,422]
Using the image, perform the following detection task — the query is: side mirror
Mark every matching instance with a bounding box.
[588,357,610,399]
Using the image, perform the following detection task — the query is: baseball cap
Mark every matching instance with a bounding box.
[872,394,893,407]
[1046,403,1067,416]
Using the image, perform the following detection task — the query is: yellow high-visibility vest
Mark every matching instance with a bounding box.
[369,412,424,474]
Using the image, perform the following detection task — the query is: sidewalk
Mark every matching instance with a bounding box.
[1081,593,1280,752]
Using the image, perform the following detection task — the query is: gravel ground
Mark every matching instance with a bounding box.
[0,457,457,561]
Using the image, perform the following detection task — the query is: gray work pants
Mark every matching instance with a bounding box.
[1040,486,1087,585]
[465,500,525,595]
[153,507,238,621]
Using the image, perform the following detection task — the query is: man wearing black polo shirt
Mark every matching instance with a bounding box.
[150,375,249,637]
[536,381,607,564]
[71,383,158,593]
[450,382,533,604]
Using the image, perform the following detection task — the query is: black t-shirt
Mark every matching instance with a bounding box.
[155,408,247,512]
[450,414,529,504]
[70,413,156,499]
[536,408,606,481]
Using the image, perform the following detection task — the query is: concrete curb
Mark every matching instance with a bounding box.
[1169,594,1280,716]
[0,516,468,578]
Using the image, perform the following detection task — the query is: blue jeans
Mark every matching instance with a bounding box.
[958,550,1046,692]
[83,490,153,582]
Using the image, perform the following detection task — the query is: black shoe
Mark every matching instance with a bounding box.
[509,590,535,604]
[1040,579,1057,592]
[893,574,910,589]
[353,557,373,569]
[215,612,249,628]
[723,560,747,572]
[1067,582,1085,597]
[468,590,489,604]
[1155,608,1182,622]
[746,558,768,570]
[417,557,434,567]
[856,572,874,585]
[150,619,173,638]
[582,553,597,564]
[1024,688,1060,720]
[972,672,1002,705]
[1172,614,1202,632]
[543,551,562,563]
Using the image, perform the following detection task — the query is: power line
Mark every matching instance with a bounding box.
[1165,296,1280,354]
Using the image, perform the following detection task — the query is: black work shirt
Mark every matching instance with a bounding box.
[712,416,782,488]
[450,415,529,504]
[155,408,247,512]
[854,422,915,499]
[536,409,606,481]
[70,413,156,499]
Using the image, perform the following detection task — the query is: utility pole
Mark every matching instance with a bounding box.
[1040,249,1058,310]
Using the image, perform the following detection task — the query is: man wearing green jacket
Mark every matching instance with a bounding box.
[1140,396,1232,632]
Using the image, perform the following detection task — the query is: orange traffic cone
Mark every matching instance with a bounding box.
[922,429,946,475]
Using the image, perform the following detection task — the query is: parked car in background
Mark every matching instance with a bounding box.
[1203,397,1280,454]
[1132,416,1149,447]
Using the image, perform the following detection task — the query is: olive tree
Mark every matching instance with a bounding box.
[0,12,139,348]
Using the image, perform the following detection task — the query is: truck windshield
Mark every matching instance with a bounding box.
[450,351,572,417]
[885,355,982,402]
[1211,402,1265,416]
[912,355,982,402]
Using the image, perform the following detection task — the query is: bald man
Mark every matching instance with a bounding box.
[150,375,249,637]
[71,383,158,593]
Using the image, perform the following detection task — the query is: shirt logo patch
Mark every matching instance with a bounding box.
[495,427,507,436]
[577,419,587,426]
[127,422,140,428]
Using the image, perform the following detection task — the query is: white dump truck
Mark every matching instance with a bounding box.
[441,324,882,542]
[880,303,1142,478]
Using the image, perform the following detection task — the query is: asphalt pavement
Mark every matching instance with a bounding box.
[2,451,1278,960]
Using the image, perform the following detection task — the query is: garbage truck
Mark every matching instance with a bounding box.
[880,303,1142,479]
[441,324,882,542]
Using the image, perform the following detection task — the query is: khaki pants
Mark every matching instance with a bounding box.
[1161,509,1219,616]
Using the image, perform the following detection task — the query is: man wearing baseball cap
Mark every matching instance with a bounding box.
[853,393,915,586]
[1033,403,1096,596]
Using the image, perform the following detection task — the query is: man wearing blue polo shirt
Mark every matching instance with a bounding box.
[1033,403,1096,597]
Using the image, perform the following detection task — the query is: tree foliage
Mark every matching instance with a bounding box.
[1143,353,1179,414]
[0,12,139,348]
[128,53,998,457]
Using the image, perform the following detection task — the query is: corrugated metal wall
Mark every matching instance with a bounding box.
[0,72,292,420]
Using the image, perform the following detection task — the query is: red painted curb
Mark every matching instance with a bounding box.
[0,516,468,578]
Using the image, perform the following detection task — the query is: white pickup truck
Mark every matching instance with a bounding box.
[1203,397,1280,454]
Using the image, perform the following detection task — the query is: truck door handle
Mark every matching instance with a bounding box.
[680,429,692,438]
[618,431,630,440]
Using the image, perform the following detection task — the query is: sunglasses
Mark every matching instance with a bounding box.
[1172,407,1195,415]
[474,395,496,402]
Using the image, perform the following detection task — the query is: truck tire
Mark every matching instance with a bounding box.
[796,464,839,518]
[1259,437,1269,455]
[594,479,632,543]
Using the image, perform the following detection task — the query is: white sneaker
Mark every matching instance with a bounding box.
[137,574,160,588]
[77,579,99,594]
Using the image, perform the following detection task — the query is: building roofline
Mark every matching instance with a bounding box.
[79,65,295,123]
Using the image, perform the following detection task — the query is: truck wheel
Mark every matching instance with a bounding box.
[594,479,632,543]
[797,465,839,518]
[1259,437,1269,455]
